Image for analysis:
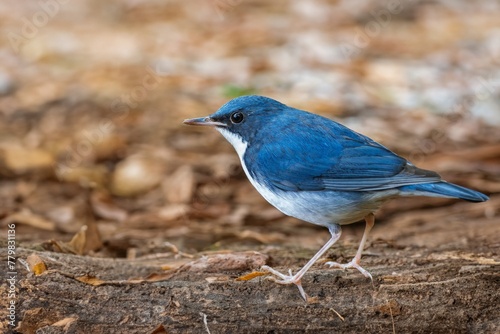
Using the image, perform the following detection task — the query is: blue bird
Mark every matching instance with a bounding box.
[184,95,488,300]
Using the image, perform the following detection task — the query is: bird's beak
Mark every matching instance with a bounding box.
[183,117,226,127]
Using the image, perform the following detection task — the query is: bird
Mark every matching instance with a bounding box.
[183,95,489,300]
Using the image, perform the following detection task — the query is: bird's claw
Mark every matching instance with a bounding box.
[325,259,373,280]
[261,265,308,300]
[261,265,297,284]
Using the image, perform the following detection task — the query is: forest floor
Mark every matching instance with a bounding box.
[0,1,499,333]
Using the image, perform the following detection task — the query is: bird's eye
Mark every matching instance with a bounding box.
[230,111,244,124]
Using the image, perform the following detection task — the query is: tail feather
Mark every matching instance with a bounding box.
[399,182,489,202]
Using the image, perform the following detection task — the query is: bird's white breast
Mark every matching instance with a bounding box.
[216,127,285,210]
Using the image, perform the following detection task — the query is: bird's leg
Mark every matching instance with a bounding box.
[325,213,374,280]
[261,224,342,300]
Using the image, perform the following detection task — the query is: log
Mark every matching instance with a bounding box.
[1,236,498,334]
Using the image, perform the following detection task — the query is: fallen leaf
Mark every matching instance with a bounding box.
[163,165,195,204]
[375,299,402,316]
[76,275,106,286]
[26,254,47,275]
[4,210,56,231]
[68,225,88,255]
[55,165,108,187]
[90,190,128,222]
[235,271,268,281]
[150,324,168,334]
[0,146,54,175]
[81,219,103,253]
[157,204,188,221]
[51,317,78,330]
[46,206,77,232]
[46,223,102,255]
[111,154,165,197]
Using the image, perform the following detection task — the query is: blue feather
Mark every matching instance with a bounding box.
[399,182,489,202]
[245,106,442,192]
[201,95,487,204]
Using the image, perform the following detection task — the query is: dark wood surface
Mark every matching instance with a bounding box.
[3,209,499,334]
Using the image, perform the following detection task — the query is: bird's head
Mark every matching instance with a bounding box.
[183,95,287,146]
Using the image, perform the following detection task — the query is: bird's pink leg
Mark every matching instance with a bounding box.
[325,213,375,280]
[261,225,341,300]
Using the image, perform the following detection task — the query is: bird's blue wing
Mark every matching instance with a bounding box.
[247,116,441,192]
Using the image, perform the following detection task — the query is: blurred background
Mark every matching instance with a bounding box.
[0,1,498,262]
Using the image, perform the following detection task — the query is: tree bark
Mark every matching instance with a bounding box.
[1,240,498,334]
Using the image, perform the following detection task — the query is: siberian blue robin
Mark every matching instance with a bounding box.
[184,95,489,300]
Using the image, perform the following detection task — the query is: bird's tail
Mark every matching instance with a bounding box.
[399,182,489,202]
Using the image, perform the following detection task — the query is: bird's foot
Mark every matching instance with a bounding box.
[325,258,373,280]
[261,265,308,300]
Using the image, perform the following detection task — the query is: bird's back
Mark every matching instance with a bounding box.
[246,107,442,193]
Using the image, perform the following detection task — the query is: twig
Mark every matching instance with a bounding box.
[200,312,211,334]
[329,308,345,322]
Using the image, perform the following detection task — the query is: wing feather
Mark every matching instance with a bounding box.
[247,115,441,192]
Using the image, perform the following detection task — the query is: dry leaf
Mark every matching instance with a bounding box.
[150,324,168,334]
[56,165,108,187]
[163,165,195,204]
[48,222,102,255]
[68,225,88,255]
[207,153,239,179]
[26,254,47,275]
[87,133,126,161]
[4,210,56,231]
[375,299,402,316]
[1,146,54,175]
[51,317,78,330]
[90,190,128,222]
[82,219,103,254]
[235,271,268,281]
[46,206,77,231]
[157,204,188,221]
[143,272,176,282]
[111,154,165,197]
[76,275,106,286]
